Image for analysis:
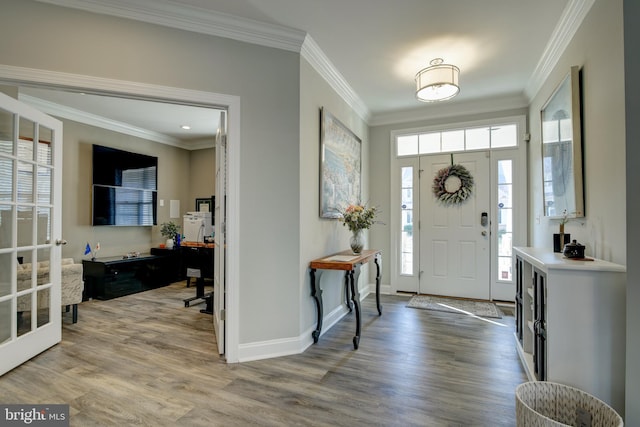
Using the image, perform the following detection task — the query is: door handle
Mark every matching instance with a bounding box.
[55,239,67,246]
[481,231,487,236]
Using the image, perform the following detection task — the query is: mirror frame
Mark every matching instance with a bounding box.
[541,65,584,219]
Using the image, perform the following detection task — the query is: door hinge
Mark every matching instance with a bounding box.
[220,309,226,321]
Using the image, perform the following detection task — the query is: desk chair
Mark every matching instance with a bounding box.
[182,247,213,314]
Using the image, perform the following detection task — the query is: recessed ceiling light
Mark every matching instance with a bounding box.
[181,125,191,130]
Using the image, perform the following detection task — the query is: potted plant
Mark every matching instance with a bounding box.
[160,221,180,249]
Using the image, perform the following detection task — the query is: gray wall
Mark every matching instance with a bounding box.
[0,0,301,346]
[59,119,191,258]
[299,58,370,335]
[624,0,640,423]
[528,0,626,265]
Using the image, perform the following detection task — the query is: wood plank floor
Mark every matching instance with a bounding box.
[0,282,527,426]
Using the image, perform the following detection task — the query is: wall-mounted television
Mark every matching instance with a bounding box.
[92,144,158,226]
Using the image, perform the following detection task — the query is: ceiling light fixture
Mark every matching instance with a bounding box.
[181,125,191,130]
[415,58,460,102]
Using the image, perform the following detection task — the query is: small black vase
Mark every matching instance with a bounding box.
[553,233,570,253]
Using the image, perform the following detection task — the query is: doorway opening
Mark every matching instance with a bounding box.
[0,68,240,363]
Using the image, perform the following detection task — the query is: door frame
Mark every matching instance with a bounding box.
[0,64,241,363]
[389,115,527,300]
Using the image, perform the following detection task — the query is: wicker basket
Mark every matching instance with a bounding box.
[516,382,623,427]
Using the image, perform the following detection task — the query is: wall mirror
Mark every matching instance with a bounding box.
[541,65,584,218]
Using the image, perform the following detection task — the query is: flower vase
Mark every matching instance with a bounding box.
[166,238,174,249]
[350,229,364,255]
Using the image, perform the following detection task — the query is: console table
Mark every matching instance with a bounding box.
[309,249,382,349]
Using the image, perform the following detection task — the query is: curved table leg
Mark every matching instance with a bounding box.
[344,272,352,312]
[375,254,382,315]
[310,268,324,343]
[350,265,362,350]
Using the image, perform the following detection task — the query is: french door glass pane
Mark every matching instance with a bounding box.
[17,293,31,337]
[0,158,13,203]
[36,288,50,328]
[17,206,33,247]
[0,300,9,344]
[37,125,52,165]
[0,252,10,297]
[17,161,33,203]
[0,108,12,155]
[37,166,51,205]
[37,208,51,245]
[0,204,12,249]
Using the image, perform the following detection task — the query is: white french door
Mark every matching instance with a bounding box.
[213,111,227,356]
[0,92,63,375]
[419,152,491,299]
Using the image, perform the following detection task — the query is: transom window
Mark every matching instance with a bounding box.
[396,124,517,157]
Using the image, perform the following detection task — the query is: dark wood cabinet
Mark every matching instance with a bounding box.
[82,254,173,300]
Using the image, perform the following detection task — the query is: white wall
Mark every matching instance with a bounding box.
[0,0,302,348]
[624,0,640,423]
[528,0,626,265]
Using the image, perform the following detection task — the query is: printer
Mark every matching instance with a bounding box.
[183,212,213,243]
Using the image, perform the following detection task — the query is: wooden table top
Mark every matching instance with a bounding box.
[309,249,380,271]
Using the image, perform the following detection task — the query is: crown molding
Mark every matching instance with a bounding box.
[34,0,306,52]
[35,0,371,124]
[19,93,184,147]
[369,93,528,127]
[525,0,595,101]
[300,35,371,123]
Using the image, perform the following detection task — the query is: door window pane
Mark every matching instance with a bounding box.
[0,252,11,298]
[466,127,490,150]
[37,165,51,205]
[497,159,513,281]
[17,206,33,247]
[397,135,418,156]
[17,293,32,337]
[17,161,33,203]
[37,208,51,245]
[0,108,13,155]
[419,133,440,154]
[0,157,13,203]
[0,299,10,344]
[36,288,50,328]
[401,166,414,275]
[441,130,464,152]
[491,125,517,148]
[37,125,52,166]
[18,117,34,161]
[0,204,13,249]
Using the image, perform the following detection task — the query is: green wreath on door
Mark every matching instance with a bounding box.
[432,163,474,205]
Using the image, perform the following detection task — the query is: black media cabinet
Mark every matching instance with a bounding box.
[82,254,173,300]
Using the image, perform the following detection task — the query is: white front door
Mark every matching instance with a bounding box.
[0,92,63,375]
[419,151,490,299]
[213,111,226,356]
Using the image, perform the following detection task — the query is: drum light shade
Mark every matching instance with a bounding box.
[415,58,460,102]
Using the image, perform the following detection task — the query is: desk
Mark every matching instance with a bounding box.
[309,249,382,349]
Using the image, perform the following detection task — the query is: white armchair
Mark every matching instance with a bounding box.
[16,258,84,323]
